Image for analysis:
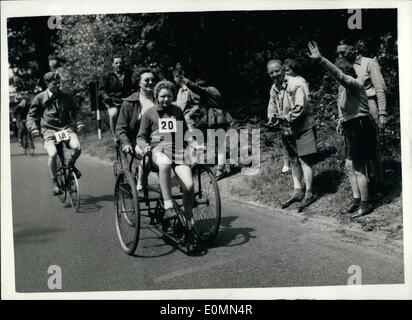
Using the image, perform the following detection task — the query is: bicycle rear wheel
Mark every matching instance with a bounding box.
[22,132,28,155]
[114,169,140,254]
[56,158,67,203]
[192,164,221,242]
[68,172,80,212]
[27,133,35,156]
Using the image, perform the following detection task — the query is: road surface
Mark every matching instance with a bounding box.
[9,141,404,293]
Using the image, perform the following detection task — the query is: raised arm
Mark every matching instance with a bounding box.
[182,78,221,107]
[308,41,363,90]
[319,57,363,90]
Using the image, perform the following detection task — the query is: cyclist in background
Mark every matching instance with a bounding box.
[13,97,30,147]
[26,72,84,195]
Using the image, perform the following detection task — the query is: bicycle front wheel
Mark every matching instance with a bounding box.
[56,158,67,203]
[192,164,221,243]
[68,172,80,212]
[114,169,140,254]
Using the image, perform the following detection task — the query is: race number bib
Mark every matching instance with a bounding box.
[54,129,70,143]
[158,118,177,133]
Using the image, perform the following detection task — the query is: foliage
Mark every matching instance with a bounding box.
[7,10,400,157]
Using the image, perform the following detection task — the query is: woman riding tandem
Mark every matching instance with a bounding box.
[308,41,376,218]
[116,67,156,191]
[136,80,195,226]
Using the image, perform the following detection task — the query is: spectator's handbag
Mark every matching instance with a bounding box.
[280,120,293,137]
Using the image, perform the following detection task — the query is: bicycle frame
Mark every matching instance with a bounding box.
[114,143,221,255]
[55,138,80,212]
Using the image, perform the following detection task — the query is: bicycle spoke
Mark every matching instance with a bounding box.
[115,171,140,254]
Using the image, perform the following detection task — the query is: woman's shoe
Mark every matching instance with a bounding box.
[297,194,317,212]
[350,203,374,219]
[281,193,304,209]
[340,200,360,214]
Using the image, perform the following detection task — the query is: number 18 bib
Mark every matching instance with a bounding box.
[55,129,70,143]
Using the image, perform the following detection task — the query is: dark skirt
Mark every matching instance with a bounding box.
[342,115,377,161]
[282,127,318,158]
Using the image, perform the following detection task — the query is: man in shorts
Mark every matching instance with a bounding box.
[336,39,388,197]
[27,72,84,195]
[101,55,133,143]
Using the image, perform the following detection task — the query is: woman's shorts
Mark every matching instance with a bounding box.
[343,116,377,162]
[151,144,189,166]
[282,127,318,159]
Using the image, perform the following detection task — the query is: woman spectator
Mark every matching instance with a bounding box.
[116,67,156,191]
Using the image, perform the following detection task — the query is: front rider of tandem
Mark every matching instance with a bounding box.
[26,72,84,195]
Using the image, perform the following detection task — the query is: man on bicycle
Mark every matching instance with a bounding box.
[27,72,84,195]
[13,97,30,146]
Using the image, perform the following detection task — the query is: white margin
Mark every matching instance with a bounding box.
[1,0,411,300]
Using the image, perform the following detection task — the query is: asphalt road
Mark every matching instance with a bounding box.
[9,141,404,293]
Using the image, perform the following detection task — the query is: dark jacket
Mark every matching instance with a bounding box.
[101,71,133,106]
[116,92,142,148]
[14,103,30,122]
[184,80,232,129]
[26,90,81,133]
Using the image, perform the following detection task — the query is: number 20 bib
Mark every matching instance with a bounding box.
[158,118,177,133]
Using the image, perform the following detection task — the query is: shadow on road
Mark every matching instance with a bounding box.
[132,226,179,258]
[13,224,65,246]
[79,194,114,213]
[10,152,48,158]
[211,216,256,248]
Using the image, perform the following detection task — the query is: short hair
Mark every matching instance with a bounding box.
[112,54,123,62]
[284,58,302,75]
[355,39,368,55]
[338,38,354,46]
[335,57,357,79]
[267,59,283,68]
[173,68,184,77]
[132,67,156,89]
[154,80,176,100]
[43,72,60,84]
